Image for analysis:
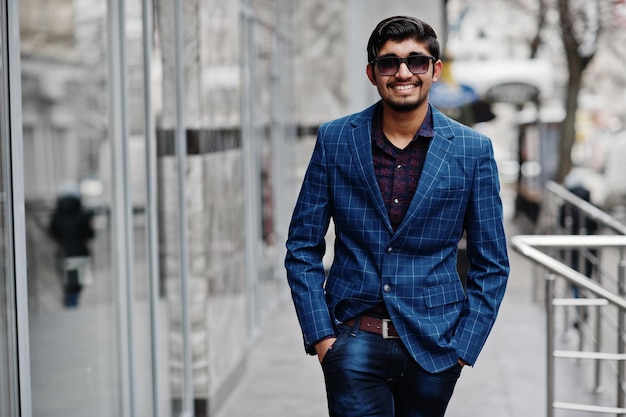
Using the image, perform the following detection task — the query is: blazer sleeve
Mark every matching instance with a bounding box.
[285,126,336,354]
[454,137,510,365]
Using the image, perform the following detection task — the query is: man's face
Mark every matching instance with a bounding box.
[366,39,442,113]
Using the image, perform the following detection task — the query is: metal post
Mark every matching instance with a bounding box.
[240,0,261,338]
[270,5,286,296]
[563,207,573,333]
[173,0,193,414]
[141,0,162,415]
[593,250,603,393]
[109,0,136,414]
[576,209,587,355]
[4,1,33,415]
[546,274,556,417]
[618,260,626,410]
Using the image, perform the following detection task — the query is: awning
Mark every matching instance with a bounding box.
[450,59,555,103]
[430,82,480,108]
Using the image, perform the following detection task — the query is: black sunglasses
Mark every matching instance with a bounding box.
[370,55,436,76]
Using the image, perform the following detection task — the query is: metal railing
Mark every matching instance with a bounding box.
[512,181,626,416]
[512,235,626,416]
[539,181,626,236]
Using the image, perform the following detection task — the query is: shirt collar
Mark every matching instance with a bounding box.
[372,103,434,149]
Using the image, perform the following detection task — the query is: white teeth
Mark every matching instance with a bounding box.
[393,85,416,90]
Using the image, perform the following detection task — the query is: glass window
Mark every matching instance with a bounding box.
[20,1,123,415]
[124,0,162,415]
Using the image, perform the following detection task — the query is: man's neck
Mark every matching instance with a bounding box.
[381,103,428,150]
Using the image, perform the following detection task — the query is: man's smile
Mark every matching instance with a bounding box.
[388,83,421,95]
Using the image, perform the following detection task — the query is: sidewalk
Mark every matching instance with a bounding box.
[215,210,554,417]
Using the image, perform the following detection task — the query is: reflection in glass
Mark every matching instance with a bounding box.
[21,1,121,415]
[14,0,297,414]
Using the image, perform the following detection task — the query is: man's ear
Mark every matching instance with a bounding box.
[432,60,443,82]
[366,64,377,85]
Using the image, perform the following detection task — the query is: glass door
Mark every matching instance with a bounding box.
[20,1,123,416]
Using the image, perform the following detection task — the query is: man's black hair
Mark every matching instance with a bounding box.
[367,16,440,63]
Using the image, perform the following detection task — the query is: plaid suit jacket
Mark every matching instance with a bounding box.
[285,102,509,373]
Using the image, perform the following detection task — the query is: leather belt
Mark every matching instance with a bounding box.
[344,316,400,339]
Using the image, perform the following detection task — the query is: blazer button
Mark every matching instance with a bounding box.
[383,284,391,293]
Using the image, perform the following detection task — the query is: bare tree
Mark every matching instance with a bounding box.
[529,0,547,58]
[556,0,599,182]
[449,0,623,187]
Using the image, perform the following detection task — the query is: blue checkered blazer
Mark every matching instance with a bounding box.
[285,102,509,373]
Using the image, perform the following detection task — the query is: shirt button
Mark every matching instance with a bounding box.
[383,284,391,293]
[387,247,393,253]
[397,164,402,170]
[393,198,399,204]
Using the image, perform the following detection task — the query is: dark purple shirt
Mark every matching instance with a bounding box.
[372,104,434,231]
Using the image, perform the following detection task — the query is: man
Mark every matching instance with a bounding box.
[49,185,95,307]
[285,16,509,417]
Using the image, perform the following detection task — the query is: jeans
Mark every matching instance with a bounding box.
[321,322,462,417]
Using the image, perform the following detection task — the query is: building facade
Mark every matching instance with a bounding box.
[0,1,443,416]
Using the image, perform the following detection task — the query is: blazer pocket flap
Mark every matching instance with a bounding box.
[424,282,466,308]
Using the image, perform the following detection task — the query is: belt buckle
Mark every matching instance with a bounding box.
[381,318,399,339]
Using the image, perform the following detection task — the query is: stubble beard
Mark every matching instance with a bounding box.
[384,95,426,113]
[382,83,428,113]
[386,99,421,112]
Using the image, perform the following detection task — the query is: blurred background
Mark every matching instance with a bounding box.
[1,0,626,416]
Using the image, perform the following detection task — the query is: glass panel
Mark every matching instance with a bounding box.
[152,1,186,413]
[0,1,19,414]
[244,0,291,330]
[153,1,248,414]
[20,1,121,416]
[124,0,162,415]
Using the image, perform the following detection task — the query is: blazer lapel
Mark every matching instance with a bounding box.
[348,108,393,233]
[394,109,455,236]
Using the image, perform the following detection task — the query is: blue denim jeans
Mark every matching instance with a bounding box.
[321,322,462,417]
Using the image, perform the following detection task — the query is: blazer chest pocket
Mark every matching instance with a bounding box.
[432,170,468,200]
[424,282,466,308]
